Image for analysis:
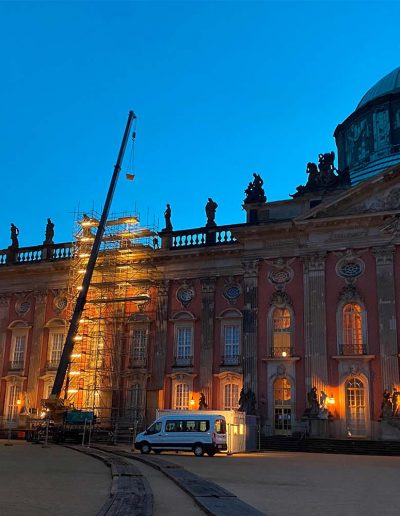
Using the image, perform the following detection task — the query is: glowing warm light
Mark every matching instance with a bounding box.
[69,371,80,375]
[282,351,287,357]
[16,399,21,406]
[80,237,94,242]
[67,389,78,393]
[78,269,86,274]
[77,286,83,290]
[328,396,335,405]
[71,353,82,358]
[74,336,83,341]
[79,253,90,258]
[190,397,195,407]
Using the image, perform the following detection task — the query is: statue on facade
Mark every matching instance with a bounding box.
[244,172,267,204]
[238,388,256,415]
[291,151,351,198]
[205,198,218,227]
[392,388,399,417]
[381,389,393,419]
[163,204,173,231]
[307,386,320,416]
[10,223,19,248]
[44,218,55,244]
[198,392,208,410]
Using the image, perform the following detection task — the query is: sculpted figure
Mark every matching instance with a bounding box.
[306,162,319,187]
[205,198,218,227]
[10,223,19,248]
[307,386,319,416]
[44,218,55,244]
[381,389,393,419]
[392,388,399,417]
[244,173,267,203]
[164,203,172,231]
[198,392,208,410]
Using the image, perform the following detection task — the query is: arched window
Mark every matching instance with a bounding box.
[271,308,293,357]
[273,378,292,434]
[342,303,365,355]
[224,383,239,410]
[175,383,189,410]
[345,377,366,437]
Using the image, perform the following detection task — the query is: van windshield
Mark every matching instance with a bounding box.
[215,418,226,434]
[146,421,162,435]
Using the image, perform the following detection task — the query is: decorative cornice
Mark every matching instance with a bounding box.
[242,259,259,277]
[301,252,326,271]
[372,245,395,265]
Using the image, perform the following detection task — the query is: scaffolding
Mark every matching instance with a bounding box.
[63,210,157,433]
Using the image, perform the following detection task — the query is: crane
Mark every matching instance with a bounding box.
[44,111,136,426]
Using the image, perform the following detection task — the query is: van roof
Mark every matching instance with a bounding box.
[157,414,225,420]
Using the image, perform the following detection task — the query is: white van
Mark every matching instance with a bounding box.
[135,414,227,456]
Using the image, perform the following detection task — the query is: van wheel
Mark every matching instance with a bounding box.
[193,444,204,457]
[141,442,151,454]
[207,451,216,457]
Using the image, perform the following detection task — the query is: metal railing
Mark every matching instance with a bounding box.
[173,356,193,367]
[128,356,148,368]
[339,344,367,356]
[9,361,24,371]
[269,347,294,358]
[45,359,60,370]
[221,354,241,366]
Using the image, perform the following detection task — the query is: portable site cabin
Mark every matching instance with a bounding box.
[156,410,256,453]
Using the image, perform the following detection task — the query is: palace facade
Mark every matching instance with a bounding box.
[1,68,400,440]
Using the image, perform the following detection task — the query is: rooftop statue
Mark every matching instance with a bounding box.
[163,203,173,231]
[244,172,267,204]
[205,197,218,227]
[10,223,19,249]
[291,151,351,198]
[44,218,55,245]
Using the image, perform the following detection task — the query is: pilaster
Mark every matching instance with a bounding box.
[373,246,399,390]
[302,253,328,394]
[199,278,216,407]
[242,259,258,394]
[27,290,47,404]
[153,281,169,390]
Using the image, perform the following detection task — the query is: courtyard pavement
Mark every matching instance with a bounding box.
[124,447,400,516]
[0,440,109,516]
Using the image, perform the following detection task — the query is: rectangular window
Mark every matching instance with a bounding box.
[175,327,192,366]
[7,384,21,421]
[131,328,148,365]
[224,383,239,410]
[215,418,226,434]
[49,332,64,367]
[223,325,240,364]
[175,383,189,410]
[12,335,26,368]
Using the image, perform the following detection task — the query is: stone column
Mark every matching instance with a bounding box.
[242,260,258,394]
[27,290,48,405]
[199,278,216,407]
[0,296,11,390]
[373,246,399,390]
[302,253,328,394]
[152,280,169,390]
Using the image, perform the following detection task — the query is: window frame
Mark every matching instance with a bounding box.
[268,305,294,358]
[337,300,368,355]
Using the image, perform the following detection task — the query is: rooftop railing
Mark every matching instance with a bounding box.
[161,224,239,250]
[0,242,73,266]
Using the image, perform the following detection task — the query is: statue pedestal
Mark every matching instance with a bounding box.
[308,417,328,438]
[380,418,400,440]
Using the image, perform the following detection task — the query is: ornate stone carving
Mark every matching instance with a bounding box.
[372,246,395,266]
[345,187,400,215]
[380,216,400,238]
[242,259,259,277]
[176,282,195,307]
[157,280,170,297]
[302,252,326,272]
[205,198,218,227]
[338,284,362,303]
[269,290,292,308]
[0,295,11,307]
[201,277,216,294]
[277,364,286,376]
[336,251,365,284]
[267,258,294,291]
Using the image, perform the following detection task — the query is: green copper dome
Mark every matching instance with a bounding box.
[357,67,400,109]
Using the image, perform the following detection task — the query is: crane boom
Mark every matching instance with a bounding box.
[50,110,136,399]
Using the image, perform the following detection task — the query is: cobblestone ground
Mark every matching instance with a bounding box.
[0,440,109,516]
[133,449,400,516]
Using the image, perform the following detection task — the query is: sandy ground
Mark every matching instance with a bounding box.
[0,440,109,516]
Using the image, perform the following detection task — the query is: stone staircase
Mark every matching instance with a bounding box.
[259,435,400,456]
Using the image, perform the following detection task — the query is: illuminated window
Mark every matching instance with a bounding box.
[341,303,366,355]
[48,332,64,368]
[7,384,21,421]
[273,378,292,434]
[131,328,148,366]
[271,308,292,357]
[175,383,189,410]
[345,377,366,437]
[224,383,239,410]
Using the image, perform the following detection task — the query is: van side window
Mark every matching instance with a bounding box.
[147,421,162,435]
[165,420,184,432]
[215,418,226,434]
[198,420,209,432]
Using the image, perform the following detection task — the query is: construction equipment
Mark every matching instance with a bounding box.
[43,111,136,429]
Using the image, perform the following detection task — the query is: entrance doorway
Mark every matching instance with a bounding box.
[273,378,292,435]
[345,377,367,437]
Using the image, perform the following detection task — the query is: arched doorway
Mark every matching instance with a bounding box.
[273,378,292,435]
[345,377,366,437]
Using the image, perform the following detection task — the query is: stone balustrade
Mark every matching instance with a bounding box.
[0,242,73,266]
[161,224,238,250]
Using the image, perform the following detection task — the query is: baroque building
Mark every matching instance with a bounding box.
[1,68,400,440]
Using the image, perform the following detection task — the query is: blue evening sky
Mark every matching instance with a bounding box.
[1,0,399,248]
